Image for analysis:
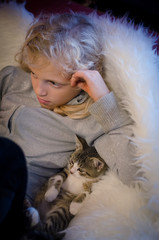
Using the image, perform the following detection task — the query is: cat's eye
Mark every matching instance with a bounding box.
[77,168,86,174]
[77,168,83,172]
[86,171,91,176]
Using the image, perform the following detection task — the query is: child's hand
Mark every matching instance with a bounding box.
[70,70,110,101]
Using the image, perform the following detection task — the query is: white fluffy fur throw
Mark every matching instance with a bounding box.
[1,2,159,240]
[0,1,33,70]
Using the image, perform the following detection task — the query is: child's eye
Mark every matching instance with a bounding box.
[31,71,38,79]
[49,81,61,88]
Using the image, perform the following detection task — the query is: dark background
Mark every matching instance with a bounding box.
[74,0,159,33]
[1,0,159,33]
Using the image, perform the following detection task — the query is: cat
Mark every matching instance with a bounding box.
[23,135,109,240]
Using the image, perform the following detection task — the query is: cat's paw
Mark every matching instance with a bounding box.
[70,202,82,215]
[25,207,40,227]
[45,186,59,202]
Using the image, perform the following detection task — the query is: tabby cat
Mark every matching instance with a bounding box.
[24,136,109,239]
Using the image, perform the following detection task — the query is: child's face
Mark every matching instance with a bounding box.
[29,60,81,110]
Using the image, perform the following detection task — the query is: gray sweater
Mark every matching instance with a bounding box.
[0,66,137,201]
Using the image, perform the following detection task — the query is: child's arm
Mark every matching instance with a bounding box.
[70,69,110,102]
[89,92,137,185]
[71,70,137,185]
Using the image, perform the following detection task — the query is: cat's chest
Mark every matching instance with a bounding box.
[62,174,86,195]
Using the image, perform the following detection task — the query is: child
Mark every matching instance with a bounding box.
[0,12,138,203]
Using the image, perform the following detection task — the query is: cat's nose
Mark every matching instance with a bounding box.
[70,169,74,174]
[70,168,75,174]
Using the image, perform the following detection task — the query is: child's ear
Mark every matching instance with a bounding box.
[75,135,88,151]
[92,158,104,172]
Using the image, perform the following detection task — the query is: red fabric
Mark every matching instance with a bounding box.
[25,0,94,16]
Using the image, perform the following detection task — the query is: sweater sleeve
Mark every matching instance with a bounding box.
[0,66,39,136]
[88,92,138,185]
[0,66,14,99]
[88,92,131,133]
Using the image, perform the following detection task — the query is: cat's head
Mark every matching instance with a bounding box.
[68,135,109,179]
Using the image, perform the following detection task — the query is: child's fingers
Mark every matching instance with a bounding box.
[70,73,86,87]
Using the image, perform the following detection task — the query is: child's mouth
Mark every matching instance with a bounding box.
[37,97,50,105]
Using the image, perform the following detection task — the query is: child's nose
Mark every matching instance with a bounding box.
[36,82,47,96]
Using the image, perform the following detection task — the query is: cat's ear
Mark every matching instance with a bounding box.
[92,158,105,172]
[75,135,88,151]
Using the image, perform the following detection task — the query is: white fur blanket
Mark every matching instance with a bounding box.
[0,1,33,70]
[1,2,159,240]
